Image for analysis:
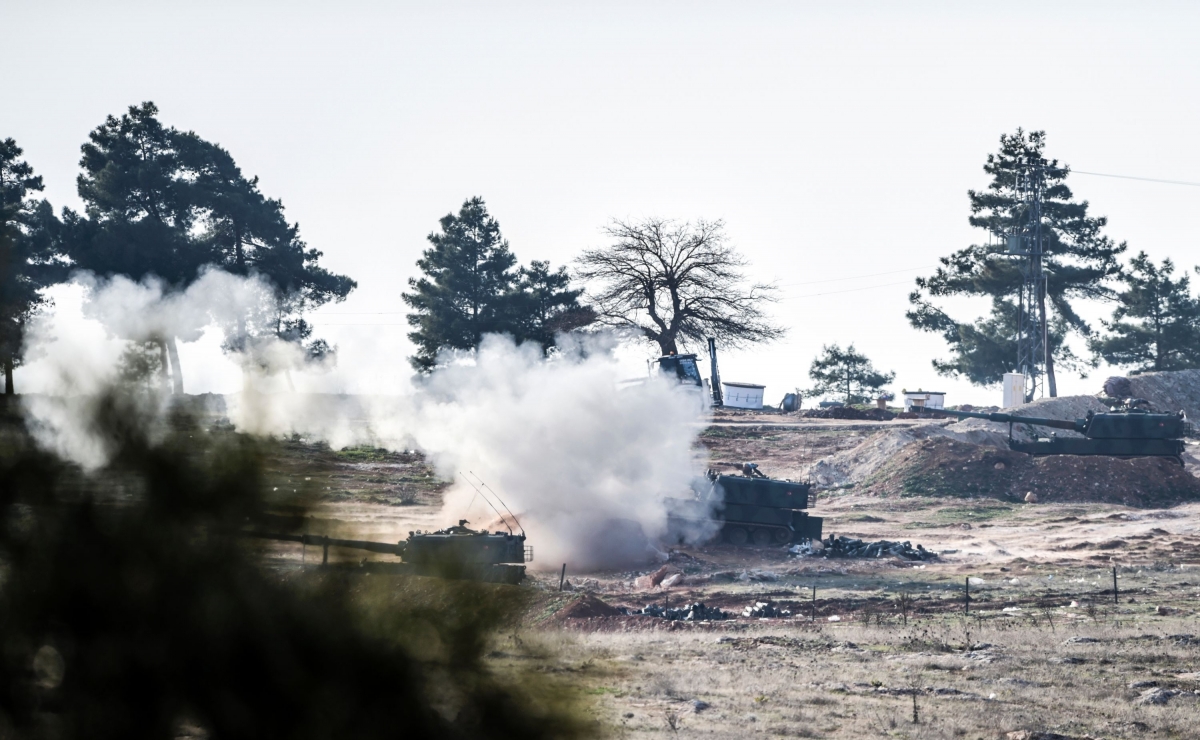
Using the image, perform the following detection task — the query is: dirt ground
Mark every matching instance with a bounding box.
[263,416,1200,739]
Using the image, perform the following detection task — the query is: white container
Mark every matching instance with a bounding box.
[721,382,765,410]
[1002,373,1026,408]
[902,391,945,412]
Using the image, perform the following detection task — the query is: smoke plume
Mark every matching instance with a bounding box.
[21,270,711,569]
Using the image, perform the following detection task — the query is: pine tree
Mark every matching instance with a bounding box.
[908,129,1125,393]
[512,260,595,352]
[64,103,355,391]
[1089,252,1200,373]
[807,344,895,404]
[403,199,592,370]
[184,137,355,366]
[403,198,521,371]
[0,138,63,394]
[63,102,213,393]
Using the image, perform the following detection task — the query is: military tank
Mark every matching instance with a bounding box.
[923,406,1189,463]
[666,463,823,547]
[247,520,530,584]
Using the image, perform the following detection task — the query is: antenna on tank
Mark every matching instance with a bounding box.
[451,472,504,530]
[469,471,525,537]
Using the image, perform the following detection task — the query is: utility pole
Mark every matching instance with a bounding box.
[1008,157,1054,400]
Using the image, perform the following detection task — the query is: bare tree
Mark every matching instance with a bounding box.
[575,218,784,355]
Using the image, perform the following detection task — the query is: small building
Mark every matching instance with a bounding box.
[902,390,945,412]
[721,382,765,410]
[1002,373,1025,408]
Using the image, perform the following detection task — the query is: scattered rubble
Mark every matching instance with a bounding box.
[814,535,937,561]
[632,602,729,621]
[741,601,791,618]
[660,573,686,588]
[1135,687,1178,705]
[734,569,780,582]
[560,577,604,592]
[634,565,680,589]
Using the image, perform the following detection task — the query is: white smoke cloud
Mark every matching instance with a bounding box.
[19,270,712,569]
[386,335,709,570]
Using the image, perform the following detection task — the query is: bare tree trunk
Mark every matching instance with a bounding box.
[167,336,184,395]
[4,357,13,396]
[158,340,171,390]
[1038,282,1057,397]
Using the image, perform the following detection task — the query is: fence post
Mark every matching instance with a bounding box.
[558,563,566,591]
[964,576,970,615]
[1113,566,1119,605]
[811,583,817,622]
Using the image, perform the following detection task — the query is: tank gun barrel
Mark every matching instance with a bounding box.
[245,530,405,557]
[930,407,1084,433]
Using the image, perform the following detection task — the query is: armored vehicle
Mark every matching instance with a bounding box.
[927,407,1188,463]
[666,463,823,547]
[656,353,704,388]
[248,520,530,584]
[404,521,529,582]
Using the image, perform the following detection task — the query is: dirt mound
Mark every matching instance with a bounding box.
[861,436,1200,507]
[861,436,1028,499]
[551,593,623,621]
[1024,455,1200,507]
[805,423,1011,487]
[800,407,895,421]
[806,393,1178,489]
[1122,369,1200,418]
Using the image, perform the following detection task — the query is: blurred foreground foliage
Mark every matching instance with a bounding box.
[0,393,587,739]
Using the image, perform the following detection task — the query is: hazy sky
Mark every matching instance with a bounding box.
[5,1,1199,404]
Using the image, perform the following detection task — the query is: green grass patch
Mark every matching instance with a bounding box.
[334,446,394,462]
[934,504,1014,521]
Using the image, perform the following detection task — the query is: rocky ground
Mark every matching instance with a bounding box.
[257,388,1200,739]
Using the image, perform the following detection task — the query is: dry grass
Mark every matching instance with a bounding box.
[528,604,1200,738]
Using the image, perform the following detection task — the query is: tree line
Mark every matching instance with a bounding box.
[4,101,782,393]
[6,112,1194,400]
[1,102,356,394]
[403,204,783,370]
[807,130,1200,407]
[909,128,1200,394]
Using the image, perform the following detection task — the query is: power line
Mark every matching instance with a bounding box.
[310,265,937,316]
[775,265,935,287]
[1069,169,1200,188]
[780,279,915,300]
[313,278,924,313]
